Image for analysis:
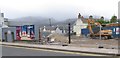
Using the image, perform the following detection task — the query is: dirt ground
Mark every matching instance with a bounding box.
[67,35,119,49]
[14,34,119,49]
[49,34,119,49]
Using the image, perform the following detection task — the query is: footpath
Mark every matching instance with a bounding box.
[0,42,119,56]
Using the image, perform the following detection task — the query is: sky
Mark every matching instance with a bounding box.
[0,0,120,21]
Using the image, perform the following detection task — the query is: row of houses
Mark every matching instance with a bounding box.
[45,13,120,38]
[0,11,119,42]
[40,13,89,36]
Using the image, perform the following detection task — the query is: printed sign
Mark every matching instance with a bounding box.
[7,30,11,34]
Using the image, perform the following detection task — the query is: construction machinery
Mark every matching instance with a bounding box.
[87,19,112,39]
[106,23,120,27]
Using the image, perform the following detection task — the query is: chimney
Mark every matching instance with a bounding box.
[1,13,4,17]
[78,13,81,19]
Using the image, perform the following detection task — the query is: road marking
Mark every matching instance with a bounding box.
[2,45,110,56]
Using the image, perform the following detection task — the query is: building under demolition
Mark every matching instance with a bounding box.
[0,11,16,42]
[0,11,40,42]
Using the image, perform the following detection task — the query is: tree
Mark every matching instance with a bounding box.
[96,19,104,24]
[110,15,117,23]
[96,19,110,25]
[89,15,93,19]
[100,16,104,20]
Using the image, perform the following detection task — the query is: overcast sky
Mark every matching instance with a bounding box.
[0,0,120,21]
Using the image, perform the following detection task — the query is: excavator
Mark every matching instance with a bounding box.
[106,23,120,27]
[87,19,112,39]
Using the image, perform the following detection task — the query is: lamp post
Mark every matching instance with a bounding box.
[68,23,71,44]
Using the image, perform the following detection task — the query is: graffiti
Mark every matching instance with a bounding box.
[16,25,35,40]
[16,26,21,40]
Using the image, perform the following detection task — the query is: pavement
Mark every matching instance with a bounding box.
[0,42,119,56]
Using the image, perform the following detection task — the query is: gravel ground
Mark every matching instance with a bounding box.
[12,37,119,49]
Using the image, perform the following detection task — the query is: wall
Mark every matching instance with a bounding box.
[0,28,2,40]
[16,25,39,40]
[55,27,62,34]
[73,24,88,36]
[118,1,120,19]
[0,16,4,27]
[2,27,16,42]
[73,18,88,36]
[34,25,39,40]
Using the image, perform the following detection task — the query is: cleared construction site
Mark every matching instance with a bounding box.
[1,12,119,50]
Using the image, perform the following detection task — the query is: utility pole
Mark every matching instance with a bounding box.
[68,23,71,44]
[49,18,52,33]
[100,25,101,40]
[39,28,41,42]
[49,19,52,27]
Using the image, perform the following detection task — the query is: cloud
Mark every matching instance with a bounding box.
[0,0,119,20]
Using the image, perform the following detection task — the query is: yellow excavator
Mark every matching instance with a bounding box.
[106,23,120,27]
[87,19,112,39]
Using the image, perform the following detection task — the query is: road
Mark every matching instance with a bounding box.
[2,45,112,57]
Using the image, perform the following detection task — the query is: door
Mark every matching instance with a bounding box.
[11,32,14,42]
[4,32,7,42]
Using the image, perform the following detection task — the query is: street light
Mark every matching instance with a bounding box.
[68,23,71,44]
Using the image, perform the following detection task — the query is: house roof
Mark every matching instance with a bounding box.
[41,26,57,30]
[40,25,70,31]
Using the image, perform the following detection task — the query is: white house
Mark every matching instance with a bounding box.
[41,26,64,34]
[73,13,88,36]
[55,26,62,34]
[0,11,16,42]
[0,11,8,28]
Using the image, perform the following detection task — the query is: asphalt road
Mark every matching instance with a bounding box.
[2,45,84,56]
[1,45,115,57]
